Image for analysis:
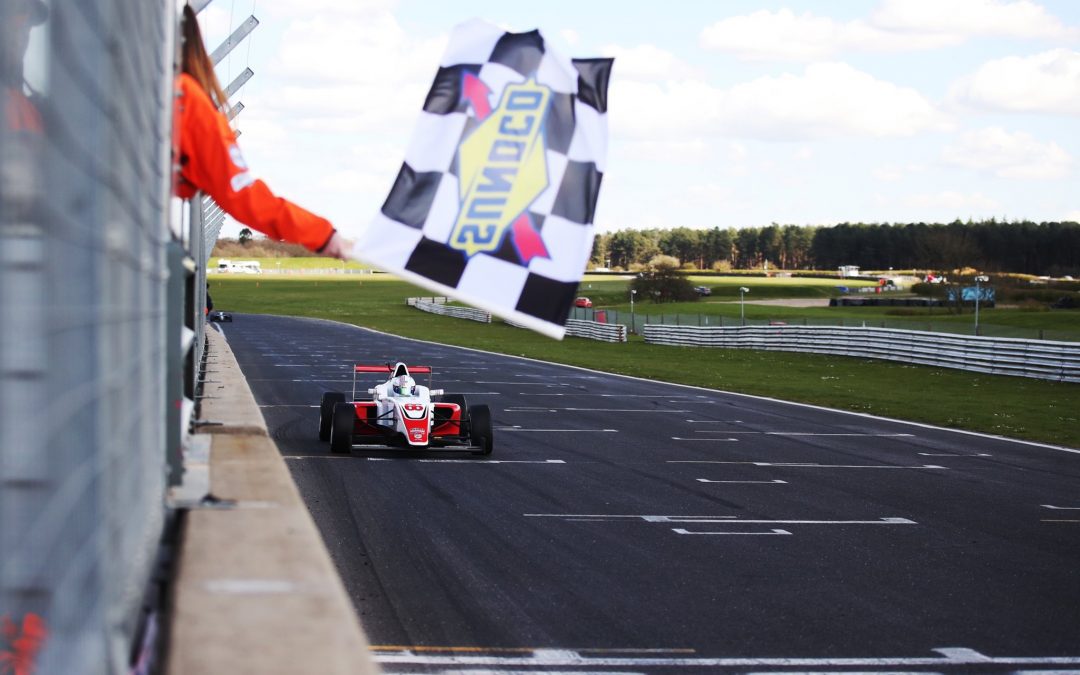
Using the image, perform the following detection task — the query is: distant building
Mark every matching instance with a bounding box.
[838,265,860,278]
[216,259,261,274]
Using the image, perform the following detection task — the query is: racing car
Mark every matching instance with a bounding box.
[318,362,493,456]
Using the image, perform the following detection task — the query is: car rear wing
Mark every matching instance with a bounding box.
[353,365,432,373]
[351,363,433,400]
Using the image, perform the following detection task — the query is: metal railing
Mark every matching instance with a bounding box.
[565,319,627,343]
[1,2,177,673]
[411,298,492,323]
[642,324,1080,383]
[570,306,1079,343]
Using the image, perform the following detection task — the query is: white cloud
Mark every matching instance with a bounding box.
[619,139,711,162]
[610,62,949,142]
[941,127,1072,179]
[720,63,951,140]
[949,49,1080,115]
[699,9,954,61]
[1066,210,1080,222]
[700,2,1075,61]
[264,0,398,18]
[902,190,1001,211]
[600,43,702,81]
[873,190,1003,218]
[871,0,1073,39]
[321,169,393,195]
[273,15,444,86]
[872,163,927,182]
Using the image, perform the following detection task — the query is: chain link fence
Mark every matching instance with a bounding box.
[1,2,179,673]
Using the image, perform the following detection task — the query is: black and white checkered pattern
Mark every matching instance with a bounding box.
[354,19,612,339]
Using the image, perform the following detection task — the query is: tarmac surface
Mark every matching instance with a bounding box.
[222,313,1080,674]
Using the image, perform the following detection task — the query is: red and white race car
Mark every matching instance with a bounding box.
[318,362,493,456]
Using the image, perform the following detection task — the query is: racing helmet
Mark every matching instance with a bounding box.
[392,375,416,396]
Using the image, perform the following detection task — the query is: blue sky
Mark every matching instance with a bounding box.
[198,0,1080,241]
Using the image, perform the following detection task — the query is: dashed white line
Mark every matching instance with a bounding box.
[697,479,788,484]
[496,427,618,433]
[674,528,792,536]
[507,407,690,413]
[669,461,947,470]
[671,437,739,442]
[367,458,567,464]
[373,646,1076,669]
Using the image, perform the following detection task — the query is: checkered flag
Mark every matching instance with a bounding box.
[351,19,613,339]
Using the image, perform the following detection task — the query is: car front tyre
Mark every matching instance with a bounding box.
[330,402,355,454]
[319,391,345,441]
[469,404,494,456]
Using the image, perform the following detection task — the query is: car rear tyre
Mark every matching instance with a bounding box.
[319,391,345,441]
[469,404,493,456]
[330,402,354,454]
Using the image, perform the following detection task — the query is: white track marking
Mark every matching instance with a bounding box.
[686,419,743,423]
[674,528,791,536]
[477,381,567,386]
[506,407,690,413]
[774,432,913,437]
[373,646,1080,668]
[496,427,618,433]
[1041,505,1080,510]
[691,430,913,437]
[524,514,915,525]
[668,461,947,469]
[259,405,319,408]
[367,458,566,464]
[697,479,788,484]
[919,452,991,457]
[671,437,739,442]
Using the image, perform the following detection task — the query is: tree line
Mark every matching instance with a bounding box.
[591,220,1080,275]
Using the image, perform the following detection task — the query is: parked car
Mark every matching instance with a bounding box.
[574,297,593,308]
[693,286,712,296]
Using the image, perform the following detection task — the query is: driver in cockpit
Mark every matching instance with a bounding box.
[390,375,416,397]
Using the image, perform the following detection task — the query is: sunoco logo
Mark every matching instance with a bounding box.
[450,77,552,260]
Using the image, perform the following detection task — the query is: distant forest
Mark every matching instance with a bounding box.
[591,220,1080,275]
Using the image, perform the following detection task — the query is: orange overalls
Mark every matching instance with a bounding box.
[173,73,335,252]
[4,85,42,133]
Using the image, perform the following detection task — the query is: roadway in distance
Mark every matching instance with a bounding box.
[221,314,1080,674]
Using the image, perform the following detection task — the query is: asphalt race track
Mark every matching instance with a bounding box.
[219,314,1080,674]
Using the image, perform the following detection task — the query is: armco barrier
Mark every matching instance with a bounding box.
[642,324,1080,383]
[412,299,491,323]
[566,319,628,343]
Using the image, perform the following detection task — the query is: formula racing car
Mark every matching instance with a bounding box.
[318,362,493,456]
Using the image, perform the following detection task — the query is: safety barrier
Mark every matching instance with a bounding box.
[566,319,628,343]
[411,298,491,323]
[642,324,1080,383]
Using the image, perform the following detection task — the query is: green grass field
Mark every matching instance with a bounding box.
[210,276,1080,448]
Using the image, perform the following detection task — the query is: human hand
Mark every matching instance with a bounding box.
[320,231,354,261]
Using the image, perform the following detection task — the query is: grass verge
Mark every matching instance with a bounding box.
[211,277,1080,449]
